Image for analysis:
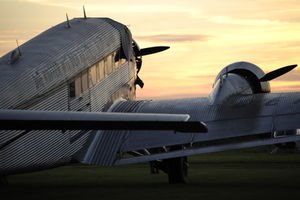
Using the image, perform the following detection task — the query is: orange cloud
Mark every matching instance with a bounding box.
[208,16,280,26]
[134,34,211,43]
[271,69,300,82]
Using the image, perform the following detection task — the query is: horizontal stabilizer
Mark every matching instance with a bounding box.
[0,110,207,133]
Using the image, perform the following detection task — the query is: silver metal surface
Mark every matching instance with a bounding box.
[111,92,300,153]
[116,135,300,165]
[0,17,136,175]
[106,91,300,165]
[0,18,125,109]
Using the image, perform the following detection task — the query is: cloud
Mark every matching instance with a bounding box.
[0,29,26,34]
[19,0,190,13]
[187,74,216,80]
[272,69,300,82]
[0,40,13,44]
[272,84,300,92]
[275,41,300,49]
[135,34,211,43]
[137,92,208,100]
[208,16,280,26]
[0,35,17,39]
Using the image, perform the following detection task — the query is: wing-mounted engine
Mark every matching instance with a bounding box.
[209,61,297,104]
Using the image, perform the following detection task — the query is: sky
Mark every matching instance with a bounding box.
[1,0,300,99]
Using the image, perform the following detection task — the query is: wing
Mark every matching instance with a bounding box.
[90,92,300,166]
[0,109,207,133]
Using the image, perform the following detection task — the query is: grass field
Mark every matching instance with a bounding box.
[2,148,300,200]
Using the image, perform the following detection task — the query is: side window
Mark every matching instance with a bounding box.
[105,55,113,75]
[89,65,97,88]
[81,70,89,93]
[118,48,127,66]
[96,63,100,83]
[113,51,119,70]
[69,71,91,98]
[75,75,82,97]
[99,60,105,80]
[69,53,121,98]
[69,81,75,97]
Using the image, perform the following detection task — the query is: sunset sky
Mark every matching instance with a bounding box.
[1,0,300,99]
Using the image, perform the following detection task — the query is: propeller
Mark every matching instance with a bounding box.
[260,64,297,82]
[134,76,144,88]
[132,40,170,88]
[136,46,170,57]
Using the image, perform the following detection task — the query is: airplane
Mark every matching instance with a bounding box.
[1,12,300,184]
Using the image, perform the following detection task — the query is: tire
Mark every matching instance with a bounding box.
[167,156,188,184]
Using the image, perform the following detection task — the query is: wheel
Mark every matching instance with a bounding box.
[167,156,188,184]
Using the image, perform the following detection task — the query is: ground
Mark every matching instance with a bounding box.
[1,147,300,200]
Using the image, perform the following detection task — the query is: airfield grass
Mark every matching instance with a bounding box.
[2,147,300,200]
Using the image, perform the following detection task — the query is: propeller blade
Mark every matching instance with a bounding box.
[260,64,297,82]
[137,46,170,56]
[134,76,144,88]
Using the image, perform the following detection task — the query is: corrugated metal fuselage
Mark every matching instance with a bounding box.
[0,18,137,175]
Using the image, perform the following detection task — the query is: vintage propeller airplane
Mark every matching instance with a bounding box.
[1,12,300,184]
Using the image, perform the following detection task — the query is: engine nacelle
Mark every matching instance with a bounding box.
[209,62,271,104]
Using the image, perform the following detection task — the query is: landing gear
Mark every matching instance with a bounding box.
[149,145,188,184]
[271,130,299,153]
[275,142,297,149]
[150,156,188,184]
[271,142,298,154]
[166,156,188,184]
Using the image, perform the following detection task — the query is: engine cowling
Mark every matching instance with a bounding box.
[210,61,299,151]
[209,61,271,104]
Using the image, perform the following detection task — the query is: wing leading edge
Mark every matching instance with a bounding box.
[0,109,207,133]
